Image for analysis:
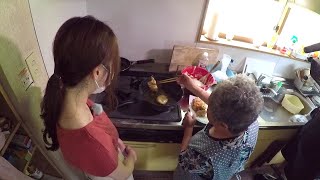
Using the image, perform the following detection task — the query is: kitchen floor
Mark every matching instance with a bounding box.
[133,165,287,180]
[31,164,286,180]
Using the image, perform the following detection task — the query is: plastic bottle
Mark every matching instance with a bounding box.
[193,52,209,68]
[27,164,43,179]
[267,26,279,49]
[283,35,298,56]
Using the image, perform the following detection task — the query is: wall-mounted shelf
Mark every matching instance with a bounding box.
[199,35,308,63]
[23,145,37,175]
[0,121,21,156]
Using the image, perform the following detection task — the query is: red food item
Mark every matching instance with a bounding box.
[181,66,216,90]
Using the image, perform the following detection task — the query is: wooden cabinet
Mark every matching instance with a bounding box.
[125,141,180,171]
[125,127,299,171]
[0,83,60,177]
[247,128,298,166]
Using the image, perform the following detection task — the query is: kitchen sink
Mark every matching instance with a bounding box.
[259,89,315,123]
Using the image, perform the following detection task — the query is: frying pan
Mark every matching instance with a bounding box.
[121,57,155,72]
[139,76,183,112]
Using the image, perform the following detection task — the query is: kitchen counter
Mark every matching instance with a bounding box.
[112,63,312,131]
[111,113,305,131]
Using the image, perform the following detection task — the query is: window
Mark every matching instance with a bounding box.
[202,0,287,44]
[200,0,320,54]
[277,3,320,47]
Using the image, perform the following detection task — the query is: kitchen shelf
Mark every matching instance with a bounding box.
[23,145,37,175]
[199,35,308,63]
[0,121,21,156]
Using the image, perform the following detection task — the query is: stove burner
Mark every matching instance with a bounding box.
[106,74,181,122]
[116,90,132,102]
[130,78,142,90]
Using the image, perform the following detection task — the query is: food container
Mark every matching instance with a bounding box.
[181,66,216,90]
[281,94,304,114]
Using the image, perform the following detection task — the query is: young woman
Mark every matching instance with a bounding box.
[41,16,136,180]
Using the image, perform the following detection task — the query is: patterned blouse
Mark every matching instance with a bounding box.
[174,121,259,180]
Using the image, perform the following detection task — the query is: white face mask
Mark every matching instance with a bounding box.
[92,65,109,94]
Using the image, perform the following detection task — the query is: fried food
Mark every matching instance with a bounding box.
[148,76,158,92]
[192,97,207,111]
[192,97,207,117]
[196,109,207,117]
[156,95,168,105]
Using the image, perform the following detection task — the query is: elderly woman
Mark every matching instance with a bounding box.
[174,74,264,180]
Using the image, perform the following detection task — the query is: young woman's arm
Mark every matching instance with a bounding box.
[88,146,137,180]
[108,146,137,180]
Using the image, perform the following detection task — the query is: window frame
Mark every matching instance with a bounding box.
[197,0,289,46]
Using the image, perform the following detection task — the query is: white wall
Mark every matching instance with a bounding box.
[30,0,309,79]
[29,0,87,76]
[87,0,205,63]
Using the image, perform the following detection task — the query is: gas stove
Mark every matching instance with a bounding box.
[100,71,182,122]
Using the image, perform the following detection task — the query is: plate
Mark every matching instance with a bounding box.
[189,95,209,124]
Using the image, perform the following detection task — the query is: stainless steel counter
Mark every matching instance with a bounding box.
[111,109,306,131]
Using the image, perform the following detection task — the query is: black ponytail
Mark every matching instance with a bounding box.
[40,16,120,151]
[41,74,65,151]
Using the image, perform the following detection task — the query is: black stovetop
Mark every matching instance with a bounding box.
[106,71,181,122]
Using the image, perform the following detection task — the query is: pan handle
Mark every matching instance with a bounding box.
[135,59,155,64]
[117,100,135,108]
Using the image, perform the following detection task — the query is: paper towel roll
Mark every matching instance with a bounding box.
[205,12,220,40]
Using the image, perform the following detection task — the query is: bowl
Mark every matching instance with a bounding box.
[281,94,304,114]
[181,66,216,90]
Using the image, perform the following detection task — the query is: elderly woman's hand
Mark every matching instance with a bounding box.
[182,111,196,128]
[177,74,198,92]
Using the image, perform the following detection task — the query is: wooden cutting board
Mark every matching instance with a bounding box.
[169,45,219,72]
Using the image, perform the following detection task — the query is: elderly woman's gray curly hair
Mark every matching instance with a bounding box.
[208,74,264,135]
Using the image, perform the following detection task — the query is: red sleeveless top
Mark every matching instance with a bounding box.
[57,100,119,176]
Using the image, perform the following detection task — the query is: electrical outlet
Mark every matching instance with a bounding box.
[18,67,33,91]
[25,52,48,91]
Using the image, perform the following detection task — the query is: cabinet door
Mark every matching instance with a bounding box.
[247,128,298,166]
[124,141,180,171]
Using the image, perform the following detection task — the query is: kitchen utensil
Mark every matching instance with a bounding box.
[210,60,221,73]
[294,71,307,88]
[120,57,155,72]
[157,77,179,84]
[281,94,304,114]
[289,114,308,123]
[198,60,220,84]
[299,68,310,78]
[139,77,183,112]
[189,95,209,124]
[181,66,216,90]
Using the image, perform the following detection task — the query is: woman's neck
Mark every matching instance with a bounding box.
[59,87,93,129]
[209,125,240,139]
[65,87,89,106]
